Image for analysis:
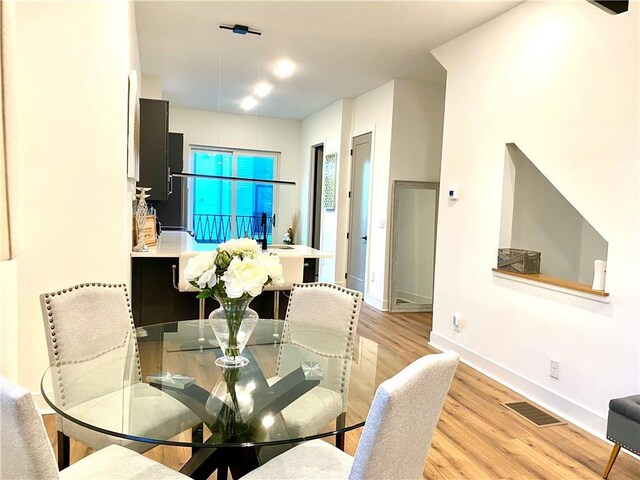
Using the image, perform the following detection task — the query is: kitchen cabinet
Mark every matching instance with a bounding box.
[153,132,185,228]
[131,257,287,326]
[130,232,333,326]
[138,98,169,201]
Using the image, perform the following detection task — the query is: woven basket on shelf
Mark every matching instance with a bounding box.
[497,248,541,274]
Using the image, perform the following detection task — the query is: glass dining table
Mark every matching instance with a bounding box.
[41,318,407,479]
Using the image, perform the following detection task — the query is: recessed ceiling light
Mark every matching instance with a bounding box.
[273,60,295,79]
[240,96,258,111]
[254,82,273,98]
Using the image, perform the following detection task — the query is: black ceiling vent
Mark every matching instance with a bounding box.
[589,1,629,14]
[219,24,261,36]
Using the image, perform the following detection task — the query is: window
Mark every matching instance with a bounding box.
[190,147,278,243]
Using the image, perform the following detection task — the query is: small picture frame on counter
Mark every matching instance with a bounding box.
[133,215,157,247]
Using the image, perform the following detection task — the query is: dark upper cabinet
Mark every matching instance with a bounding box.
[138,98,169,201]
[154,132,185,228]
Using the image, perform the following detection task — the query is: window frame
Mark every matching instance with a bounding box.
[186,145,280,241]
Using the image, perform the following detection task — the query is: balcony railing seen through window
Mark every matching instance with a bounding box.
[193,214,273,244]
[191,147,277,244]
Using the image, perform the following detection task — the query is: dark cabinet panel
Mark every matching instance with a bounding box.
[303,258,318,283]
[132,257,206,327]
[138,99,169,201]
[153,133,185,228]
[131,257,289,326]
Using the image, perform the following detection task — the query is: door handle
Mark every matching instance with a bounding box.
[361,236,367,241]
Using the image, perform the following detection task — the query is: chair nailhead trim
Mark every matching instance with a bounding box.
[42,282,143,389]
[607,437,640,455]
[277,283,362,398]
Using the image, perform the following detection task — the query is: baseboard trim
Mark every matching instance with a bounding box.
[397,290,432,305]
[364,294,388,311]
[32,391,55,415]
[429,332,607,438]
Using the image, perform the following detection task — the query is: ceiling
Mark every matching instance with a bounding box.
[135,1,521,120]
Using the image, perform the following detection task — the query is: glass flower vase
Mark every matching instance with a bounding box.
[209,296,259,367]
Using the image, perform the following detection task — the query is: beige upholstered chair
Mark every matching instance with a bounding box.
[0,376,189,479]
[270,283,362,448]
[39,283,199,468]
[263,255,304,319]
[242,351,460,480]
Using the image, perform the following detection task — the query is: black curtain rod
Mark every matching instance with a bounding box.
[172,172,296,186]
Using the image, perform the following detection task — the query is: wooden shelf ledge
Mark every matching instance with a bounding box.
[492,268,610,300]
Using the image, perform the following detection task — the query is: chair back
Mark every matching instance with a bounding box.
[277,283,362,401]
[263,255,304,291]
[0,376,59,479]
[178,251,203,292]
[349,351,459,480]
[39,283,141,410]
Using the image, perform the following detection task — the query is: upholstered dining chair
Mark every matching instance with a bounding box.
[263,255,304,319]
[176,251,207,318]
[270,283,363,449]
[241,351,460,480]
[0,376,189,480]
[39,283,200,469]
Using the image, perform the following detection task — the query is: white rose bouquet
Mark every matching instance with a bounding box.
[184,238,284,300]
[184,238,284,366]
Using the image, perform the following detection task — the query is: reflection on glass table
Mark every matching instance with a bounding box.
[41,319,406,479]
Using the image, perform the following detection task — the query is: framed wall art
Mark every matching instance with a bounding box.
[323,153,337,210]
[127,70,140,181]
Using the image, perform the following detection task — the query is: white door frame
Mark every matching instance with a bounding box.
[346,129,375,296]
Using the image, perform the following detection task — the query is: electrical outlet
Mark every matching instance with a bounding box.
[452,314,460,332]
[550,360,560,380]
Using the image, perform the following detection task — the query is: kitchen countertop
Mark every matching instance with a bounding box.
[130,231,333,259]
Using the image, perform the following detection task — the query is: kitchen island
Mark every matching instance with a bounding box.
[131,231,332,326]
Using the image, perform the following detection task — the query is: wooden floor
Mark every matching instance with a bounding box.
[44,305,640,479]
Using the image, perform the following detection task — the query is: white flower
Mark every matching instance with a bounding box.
[197,268,217,289]
[184,252,215,283]
[222,257,269,298]
[257,252,284,286]
[218,238,259,257]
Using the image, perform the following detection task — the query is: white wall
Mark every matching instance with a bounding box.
[299,99,352,282]
[388,80,445,306]
[169,107,301,241]
[141,74,163,100]
[349,81,395,309]
[389,80,445,184]
[431,0,639,436]
[4,0,139,395]
[0,259,19,382]
[297,80,445,308]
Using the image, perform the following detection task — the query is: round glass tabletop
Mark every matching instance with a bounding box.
[41,319,405,449]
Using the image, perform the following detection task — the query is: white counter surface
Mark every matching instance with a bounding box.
[131,231,333,259]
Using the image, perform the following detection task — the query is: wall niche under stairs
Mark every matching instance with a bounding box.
[498,143,608,292]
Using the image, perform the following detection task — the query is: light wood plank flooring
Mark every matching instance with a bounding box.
[44,305,640,479]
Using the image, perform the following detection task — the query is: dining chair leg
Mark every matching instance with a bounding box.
[57,431,70,469]
[603,443,621,479]
[273,291,280,320]
[228,446,260,480]
[335,412,347,451]
[192,423,204,455]
[216,464,228,480]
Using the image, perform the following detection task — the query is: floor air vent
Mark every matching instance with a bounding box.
[502,401,566,428]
